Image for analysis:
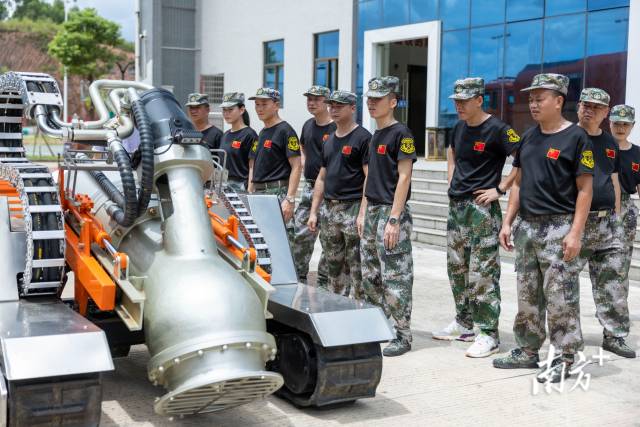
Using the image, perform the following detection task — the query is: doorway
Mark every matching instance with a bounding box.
[378,39,428,156]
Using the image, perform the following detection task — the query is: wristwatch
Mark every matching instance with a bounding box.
[285,196,295,204]
[388,216,399,225]
[496,185,506,195]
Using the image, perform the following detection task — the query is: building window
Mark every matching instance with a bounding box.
[264,39,284,104]
[314,31,339,91]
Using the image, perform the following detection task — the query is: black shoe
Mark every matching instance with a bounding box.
[383,338,411,357]
[493,348,539,369]
[603,336,637,358]
[536,356,572,384]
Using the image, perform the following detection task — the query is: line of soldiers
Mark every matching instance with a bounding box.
[437,73,636,384]
[186,76,416,357]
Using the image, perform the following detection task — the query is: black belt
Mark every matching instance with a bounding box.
[366,198,391,206]
[326,198,360,205]
[253,179,289,190]
[588,208,613,218]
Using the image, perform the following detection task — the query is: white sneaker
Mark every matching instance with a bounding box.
[432,320,475,342]
[465,334,499,358]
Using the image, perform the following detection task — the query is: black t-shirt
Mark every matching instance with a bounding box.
[249,121,300,183]
[588,131,620,210]
[365,122,417,205]
[618,144,640,194]
[220,127,257,180]
[448,116,521,197]
[322,126,371,201]
[202,125,223,150]
[301,118,337,181]
[513,124,594,216]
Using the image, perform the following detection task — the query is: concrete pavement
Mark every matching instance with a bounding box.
[100,242,640,426]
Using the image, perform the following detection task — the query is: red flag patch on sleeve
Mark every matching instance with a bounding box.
[632,162,639,172]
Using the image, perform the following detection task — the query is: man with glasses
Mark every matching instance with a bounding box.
[576,88,635,358]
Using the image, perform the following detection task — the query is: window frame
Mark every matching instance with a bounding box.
[263,39,284,104]
[313,30,340,91]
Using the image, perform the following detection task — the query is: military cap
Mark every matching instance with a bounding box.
[220,92,245,108]
[185,92,209,106]
[610,104,635,123]
[449,77,485,100]
[579,87,610,107]
[365,76,400,98]
[521,73,570,96]
[303,85,331,97]
[248,87,281,101]
[324,90,357,105]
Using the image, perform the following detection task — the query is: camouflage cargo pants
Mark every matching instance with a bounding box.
[620,193,638,283]
[578,209,629,338]
[361,203,413,343]
[319,199,362,299]
[447,198,502,339]
[255,185,295,247]
[293,181,327,284]
[513,214,583,355]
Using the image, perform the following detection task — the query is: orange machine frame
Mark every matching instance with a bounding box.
[58,172,271,316]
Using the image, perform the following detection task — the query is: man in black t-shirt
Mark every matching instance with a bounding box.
[186,93,223,150]
[248,87,302,246]
[493,73,594,384]
[433,77,520,358]
[307,90,370,299]
[293,85,335,285]
[576,89,634,359]
[359,76,417,357]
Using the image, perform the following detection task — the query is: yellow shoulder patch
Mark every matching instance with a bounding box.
[288,136,300,151]
[507,128,520,143]
[400,137,415,154]
[251,140,258,153]
[581,150,594,169]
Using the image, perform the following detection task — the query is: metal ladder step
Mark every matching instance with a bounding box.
[32,258,65,268]
[32,230,64,240]
[19,173,53,179]
[23,281,62,290]
[23,186,57,193]
[0,103,24,109]
[0,147,25,153]
[0,132,22,139]
[0,116,22,123]
[28,205,62,213]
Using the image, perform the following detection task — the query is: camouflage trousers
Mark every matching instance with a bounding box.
[293,181,327,285]
[254,185,295,247]
[620,193,638,284]
[361,203,413,343]
[319,199,362,299]
[513,214,583,355]
[578,209,629,338]
[447,198,502,339]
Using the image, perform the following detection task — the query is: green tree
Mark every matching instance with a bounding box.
[48,8,121,82]
[12,0,65,23]
[0,1,8,20]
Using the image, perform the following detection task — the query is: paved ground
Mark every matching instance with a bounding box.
[101,242,639,427]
